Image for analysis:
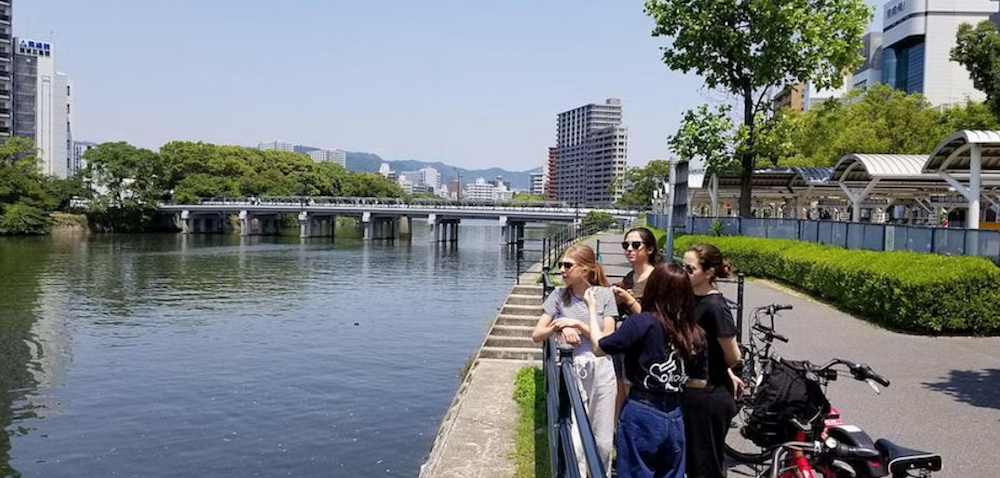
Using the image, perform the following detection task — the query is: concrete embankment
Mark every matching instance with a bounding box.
[419,275,544,478]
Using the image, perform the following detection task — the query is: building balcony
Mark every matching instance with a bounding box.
[0,33,9,41]
[0,108,10,116]
[0,89,9,97]
[0,14,9,23]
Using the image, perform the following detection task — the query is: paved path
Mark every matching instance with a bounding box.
[585,233,1000,478]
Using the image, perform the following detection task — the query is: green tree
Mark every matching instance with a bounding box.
[46,175,91,211]
[952,20,1000,119]
[616,159,672,208]
[0,137,52,234]
[668,105,736,178]
[512,192,545,202]
[83,142,164,232]
[341,173,405,198]
[644,0,872,216]
[581,211,616,233]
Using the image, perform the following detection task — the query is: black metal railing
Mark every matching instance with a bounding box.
[514,223,599,284]
[541,273,608,478]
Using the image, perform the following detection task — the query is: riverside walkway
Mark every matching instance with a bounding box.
[593,232,1000,478]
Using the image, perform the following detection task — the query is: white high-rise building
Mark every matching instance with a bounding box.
[0,1,12,139]
[13,38,74,178]
[530,171,545,195]
[419,167,441,189]
[307,149,347,167]
[258,140,295,152]
[554,98,628,205]
[73,140,97,173]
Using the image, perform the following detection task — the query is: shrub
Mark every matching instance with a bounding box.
[581,211,616,233]
[0,203,52,235]
[673,235,1000,335]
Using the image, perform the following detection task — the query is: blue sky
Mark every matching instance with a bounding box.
[17,0,884,171]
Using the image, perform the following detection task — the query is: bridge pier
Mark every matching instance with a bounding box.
[239,211,252,236]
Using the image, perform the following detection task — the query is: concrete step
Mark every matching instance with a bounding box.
[512,285,543,296]
[500,304,543,316]
[505,294,543,306]
[490,325,535,337]
[479,346,543,361]
[485,335,538,349]
[496,315,537,327]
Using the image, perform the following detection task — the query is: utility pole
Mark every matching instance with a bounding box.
[455,167,462,201]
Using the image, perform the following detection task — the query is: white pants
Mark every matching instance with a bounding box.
[569,351,617,476]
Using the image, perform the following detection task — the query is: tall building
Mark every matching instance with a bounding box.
[530,171,545,195]
[73,140,96,174]
[0,0,11,138]
[772,84,805,112]
[851,32,884,89]
[554,98,628,205]
[879,0,994,106]
[258,140,295,152]
[307,148,347,167]
[419,167,441,189]
[14,38,73,178]
[803,70,853,111]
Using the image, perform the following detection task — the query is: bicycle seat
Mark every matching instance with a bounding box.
[875,439,941,475]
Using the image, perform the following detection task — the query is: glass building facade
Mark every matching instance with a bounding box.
[881,38,925,94]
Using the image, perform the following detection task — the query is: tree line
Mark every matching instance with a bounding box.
[0,140,405,235]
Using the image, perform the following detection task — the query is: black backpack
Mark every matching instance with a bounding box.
[743,358,831,447]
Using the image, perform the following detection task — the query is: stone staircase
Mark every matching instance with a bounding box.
[479,284,545,361]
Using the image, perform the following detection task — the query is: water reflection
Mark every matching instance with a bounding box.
[0,221,535,478]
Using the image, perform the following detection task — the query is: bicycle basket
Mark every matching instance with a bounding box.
[743,359,830,447]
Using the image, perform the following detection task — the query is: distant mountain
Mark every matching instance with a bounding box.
[344,151,541,190]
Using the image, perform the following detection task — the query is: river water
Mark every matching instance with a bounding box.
[0,222,538,478]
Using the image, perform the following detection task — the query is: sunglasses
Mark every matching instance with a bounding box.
[557,261,577,270]
[621,241,645,251]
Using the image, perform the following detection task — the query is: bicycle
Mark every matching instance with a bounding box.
[725,303,794,463]
[758,357,942,478]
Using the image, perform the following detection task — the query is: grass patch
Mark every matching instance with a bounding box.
[50,212,88,227]
[512,366,551,478]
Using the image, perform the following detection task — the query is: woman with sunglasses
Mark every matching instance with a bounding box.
[610,228,661,419]
[531,244,617,475]
[680,244,742,478]
[585,263,705,478]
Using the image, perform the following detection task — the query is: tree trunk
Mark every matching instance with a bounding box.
[739,86,754,218]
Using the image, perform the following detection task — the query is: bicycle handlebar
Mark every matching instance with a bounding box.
[769,440,881,478]
[752,324,788,343]
[782,357,891,388]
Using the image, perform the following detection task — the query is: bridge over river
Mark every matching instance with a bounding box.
[158,197,645,242]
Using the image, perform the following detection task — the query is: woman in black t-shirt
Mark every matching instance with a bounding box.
[681,244,742,478]
[586,263,705,478]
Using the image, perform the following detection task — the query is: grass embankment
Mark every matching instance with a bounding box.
[50,212,88,229]
[512,366,550,478]
[670,234,1000,335]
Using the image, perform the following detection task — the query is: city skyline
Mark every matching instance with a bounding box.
[18,1,885,172]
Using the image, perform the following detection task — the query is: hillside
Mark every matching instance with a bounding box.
[345,152,541,190]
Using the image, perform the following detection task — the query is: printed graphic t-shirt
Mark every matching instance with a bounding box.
[598,312,689,394]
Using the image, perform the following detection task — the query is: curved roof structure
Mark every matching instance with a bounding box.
[924,130,1000,173]
[831,154,930,182]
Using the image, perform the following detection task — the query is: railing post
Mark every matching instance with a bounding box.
[736,273,746,343]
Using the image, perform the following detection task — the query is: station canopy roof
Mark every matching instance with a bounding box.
[924,130,1000,175]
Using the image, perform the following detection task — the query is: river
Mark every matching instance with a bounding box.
[0,221,539,478]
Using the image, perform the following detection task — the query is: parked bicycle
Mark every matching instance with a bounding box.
[725,303,794,463]
[750,357,942,478]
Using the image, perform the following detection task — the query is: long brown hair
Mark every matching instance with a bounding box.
[561,244,610,305]
[639,263,704,358]
[688,243,733,283]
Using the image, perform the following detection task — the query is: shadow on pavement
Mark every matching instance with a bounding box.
[923,368,1000,411]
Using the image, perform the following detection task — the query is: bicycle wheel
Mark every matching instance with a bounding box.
[724,399,771,464]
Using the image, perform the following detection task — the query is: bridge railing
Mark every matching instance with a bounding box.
[168,196,649,216]
[541,273,608,478]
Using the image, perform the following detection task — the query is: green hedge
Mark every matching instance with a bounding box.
[672,235,1000,335]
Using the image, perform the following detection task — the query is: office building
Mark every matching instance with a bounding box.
[553,98,628,205]
[772,84,805,112]
[879,0,994,106]
[258,140,295,152]
[307,148,347,167]
[401,167,441,189]
[0,1,11,138]
[73,140,96,174]
[530,171,545,195]
[464,177,513,201]
[851,32,884,89]
[803,70,853,111]
[13,38,73,178]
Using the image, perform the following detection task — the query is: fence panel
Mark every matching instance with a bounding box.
[691,217,713,235]
[800,220,819,243]
[831,222,849,248]
[976,230,1000,263]
[934,229,966,255]
[742,218,767,238]
[846,223,865,250]
[902,226,934,253]
[861,224,886,251]
[817,222,834,245]
[768,219,800,239]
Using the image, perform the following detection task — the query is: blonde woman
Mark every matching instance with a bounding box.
[532,244,617,475]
